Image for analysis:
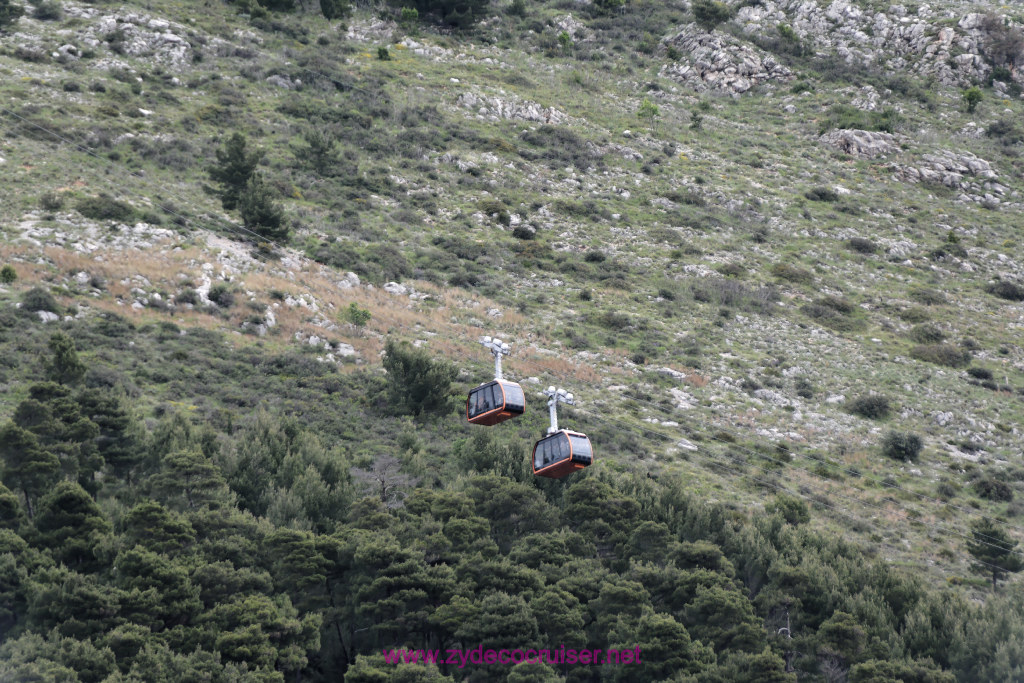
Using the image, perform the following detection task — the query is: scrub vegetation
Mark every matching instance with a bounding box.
[2,0,1024,679]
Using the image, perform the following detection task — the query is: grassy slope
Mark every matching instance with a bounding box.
[2,0,1024,591]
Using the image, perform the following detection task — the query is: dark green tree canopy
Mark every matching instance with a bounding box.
[45,332,86,386]
[208,132,262,211]
[0,0,23,32]
[238,172,288,244]
[35,481,111,570]
[0,423,59,519]
[408,0,490,28]
[382,340,457,416]
[967,517,1024,590]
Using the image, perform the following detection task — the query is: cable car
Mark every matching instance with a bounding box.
[532,386,592,479]
[467,336,525,426]
[467,379,526,426]
[533,428,593,479]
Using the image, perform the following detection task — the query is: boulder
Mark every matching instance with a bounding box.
[820,129,900,158]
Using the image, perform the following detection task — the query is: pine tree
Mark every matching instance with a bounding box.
[208,133,262,211]
[77,387,139,486]
[45,332,86,386]
[237,173,288,243]
[967,517,1024,590]
[382,340,457,416]
[0,482,25,530]
[301,128,338,175]
[0,423,59,519]
[34,481,111,570]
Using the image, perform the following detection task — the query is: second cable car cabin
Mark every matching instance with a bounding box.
[533,429,593,478]
[532,386,593,479]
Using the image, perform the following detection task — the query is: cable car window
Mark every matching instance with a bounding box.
[468,387,485,418]
[555,434,569,460]
[504,384,525,411]
[569,435,592,461]
[491,383,503,409]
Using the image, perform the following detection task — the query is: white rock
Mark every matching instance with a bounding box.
[37,310,59,323]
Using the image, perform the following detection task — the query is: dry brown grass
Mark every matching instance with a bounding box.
[8,238,623,389]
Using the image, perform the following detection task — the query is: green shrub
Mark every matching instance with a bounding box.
[937,479,959,499]
[690,278,777,314]
[693,0,733,31]
[846,237,877,254]
[898,307,931,323]
[0,0,24,30]
[0,265,15,284]
[819,104,901,134]
[910,343,970,368]
[663,189,706,207]
[986,118,1024,145]
[75,194,136,222]
[207,283,235,308]
[592,0,625,14]
[794,377,814,399]
[771,263,814,284]
[21,287,60,313]
[716,262,745,278]
[967,367,993,381]
[908,287,946,305]
[975,476,1013,502]
[881,431,922,462]
[963,86,982,113]
[346,302,371,327]
[33,0,62,20]
[805,187,839,202]
[846,394,891,420]
[512,225,536,240]
[320,0,350,20]
[382,339,457,416]
[478,199,510,226]
[767,494,810,525]
[908,324,945,344]
[986,280,1024,302]
[519,126,603,171]
[400,6,419,25]
[177,288,199,306]
[377,46,391,60]
[802,296,862,331]
[39,191,64,212]
[598,311,631,330]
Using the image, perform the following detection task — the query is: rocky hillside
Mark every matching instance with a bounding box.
[2,0,1024,606]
